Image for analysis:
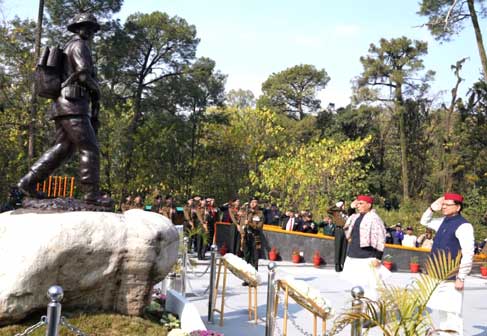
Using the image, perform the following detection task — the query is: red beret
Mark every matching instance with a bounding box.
[444,192,464,203]
[356,195,374,204]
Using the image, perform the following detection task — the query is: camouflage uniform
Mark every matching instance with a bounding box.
[243,206,264,270]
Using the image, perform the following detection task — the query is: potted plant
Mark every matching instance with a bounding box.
[383,254,393,271]
[269,246,279,261]
[312,250,321,267]
[219,243,228,256]
[410,256,420,273]
[480,262,487,277]
[291,248,301,263]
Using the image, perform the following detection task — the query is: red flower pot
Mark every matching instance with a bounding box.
[313,256,321,267]
[269,251,278,261]
[410,263,420,273]
[480,266,487,277]
[292,254,301,263]
[383,261,393,271]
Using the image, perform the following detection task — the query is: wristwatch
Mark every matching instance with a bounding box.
[456,276,465,282]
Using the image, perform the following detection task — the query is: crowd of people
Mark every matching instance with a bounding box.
[120,191,477,335]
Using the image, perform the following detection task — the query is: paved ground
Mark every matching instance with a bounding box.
[183,254,487,336]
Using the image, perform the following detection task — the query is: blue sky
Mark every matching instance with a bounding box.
[2,0,484,108]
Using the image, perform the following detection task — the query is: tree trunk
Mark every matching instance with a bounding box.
[443,61,464,190]
[396,86,409,201]
[28,0,44,163]
[467,0,487,80]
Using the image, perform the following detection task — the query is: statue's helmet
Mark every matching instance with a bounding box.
[67,12,100,33]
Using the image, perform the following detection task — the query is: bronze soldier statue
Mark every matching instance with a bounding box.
[17,13,111,206]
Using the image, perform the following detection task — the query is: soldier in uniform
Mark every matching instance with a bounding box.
[194,197,209,260]
[132,195,144,210]
[151,195,162,213]
[159,195,176,223]
[327,200,348,272]
[120,195,132,212]
[183,198,194,252]
[16,13,110,205]
[228,198,241,254]
[206,197,219,246]
[242,197,264,285]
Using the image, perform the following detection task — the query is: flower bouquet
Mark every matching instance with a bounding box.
[279,276,334,318]
[222,253,262,286]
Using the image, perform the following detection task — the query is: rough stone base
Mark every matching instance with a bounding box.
[0,209,178,325]
[18,197,114,212]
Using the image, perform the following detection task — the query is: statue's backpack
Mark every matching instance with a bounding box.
[35,46,63,99]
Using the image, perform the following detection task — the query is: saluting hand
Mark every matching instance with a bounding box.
[430,197,444,212]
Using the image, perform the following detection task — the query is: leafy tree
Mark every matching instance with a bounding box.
[174,57,226,195]
[198,106,286,201]
[226,88,255,109]
[257,64,330,120]
[355,36,435,201]
[99,11,199,190]
[251,136,372,216]
[418,0,487,79]
[0,18,45,198]
[45,0,123,26]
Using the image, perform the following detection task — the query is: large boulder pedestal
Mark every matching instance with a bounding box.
[0,209,179,325]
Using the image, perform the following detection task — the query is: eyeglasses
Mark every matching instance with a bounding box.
[442,203,457,207]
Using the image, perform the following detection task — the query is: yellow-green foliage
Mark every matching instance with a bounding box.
[0,313,168,336]
[251,136,372,215]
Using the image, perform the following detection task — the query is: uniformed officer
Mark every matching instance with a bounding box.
[242,197,264,285]
[159,195,176,223]
[328,200,348,272]
[228,198,241,254]
[194,197,209,260]
[183,198,194,251]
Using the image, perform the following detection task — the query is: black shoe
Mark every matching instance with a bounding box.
[335,264,342,272]
[17,175,45,199]
[242,281,249,286]
[83,191,114,206]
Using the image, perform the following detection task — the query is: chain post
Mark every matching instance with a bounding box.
[350,286,364,336]
[207,244,218,323]
[265,262,277,336]
[181,236,188,297]
[45,285,63,336]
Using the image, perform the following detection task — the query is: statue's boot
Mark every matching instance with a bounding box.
[82,184,114,207]
[17,171,46,198]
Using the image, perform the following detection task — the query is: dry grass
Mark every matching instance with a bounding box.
[0,313,168,336]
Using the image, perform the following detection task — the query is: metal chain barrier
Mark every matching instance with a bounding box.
[272,288,325,336]
[60,317,90,336]
[13,316,46,336]
[13,285,90,336]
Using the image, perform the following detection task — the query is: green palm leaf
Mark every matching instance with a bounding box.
[329,251,461,336]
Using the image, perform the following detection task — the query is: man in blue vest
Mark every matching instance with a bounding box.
[420,193,475,336]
